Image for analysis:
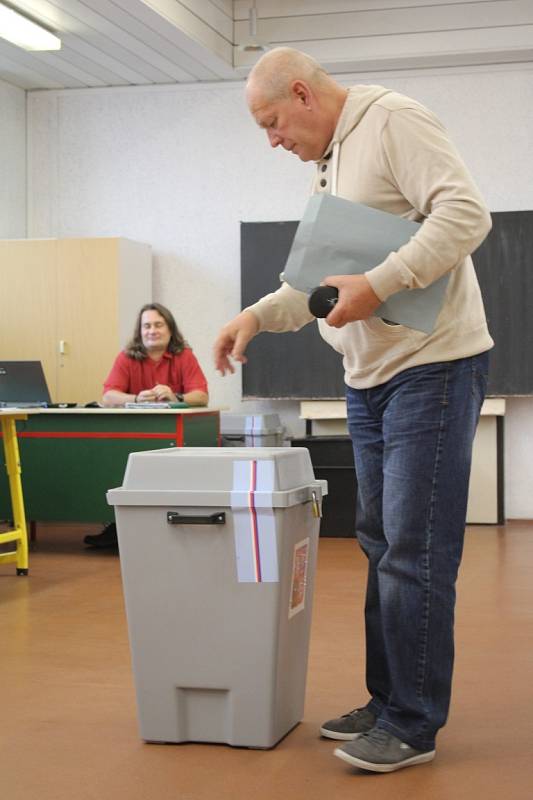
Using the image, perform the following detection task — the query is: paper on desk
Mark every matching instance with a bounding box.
[281,193,449,334]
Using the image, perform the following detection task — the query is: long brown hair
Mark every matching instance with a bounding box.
[125,303,187,361]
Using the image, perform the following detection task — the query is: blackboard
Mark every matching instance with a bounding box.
[241,210,533,398]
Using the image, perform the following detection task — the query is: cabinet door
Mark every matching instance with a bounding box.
[56,239,120,403]
[0,240,58,398]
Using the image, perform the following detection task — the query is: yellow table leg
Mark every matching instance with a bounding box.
[0,415,29,575]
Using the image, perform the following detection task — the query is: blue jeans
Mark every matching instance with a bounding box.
[346,352,489,751]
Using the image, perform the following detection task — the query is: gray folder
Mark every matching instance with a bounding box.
[281,193,449,334]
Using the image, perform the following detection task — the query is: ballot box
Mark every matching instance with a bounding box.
[220,413,285,447]
[107,446,326,748]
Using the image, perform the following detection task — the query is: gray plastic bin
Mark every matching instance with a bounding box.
[107,446,326,749]
[220,413,285,447]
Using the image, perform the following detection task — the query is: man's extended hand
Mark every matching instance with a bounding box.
[323,274,381,328]
[213,310,260,375]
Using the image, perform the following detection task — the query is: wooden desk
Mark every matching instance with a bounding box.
[0,409,37,574]
[299,398,505,525]
[0,408,220,524]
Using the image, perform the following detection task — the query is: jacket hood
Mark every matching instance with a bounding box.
[323,85,392,196]
[329,85,392,149]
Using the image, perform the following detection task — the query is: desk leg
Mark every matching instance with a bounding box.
[0,418,29,575]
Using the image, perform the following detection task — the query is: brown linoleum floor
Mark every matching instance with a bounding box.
[1,521,532,800]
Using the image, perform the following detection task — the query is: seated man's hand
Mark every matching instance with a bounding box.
[136,389,158,402]
[151,384,176,401]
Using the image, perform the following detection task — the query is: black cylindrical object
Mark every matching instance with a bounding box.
[308,285,339,318]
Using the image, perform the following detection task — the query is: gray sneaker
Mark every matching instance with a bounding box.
[320,707,376,741]
[334,727,436,773]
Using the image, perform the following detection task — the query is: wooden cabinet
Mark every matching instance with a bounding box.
[0,238,152,403]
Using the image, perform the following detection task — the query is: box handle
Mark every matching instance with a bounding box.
[166,511,226,525]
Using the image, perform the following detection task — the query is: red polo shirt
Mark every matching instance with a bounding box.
[103,349,208,396]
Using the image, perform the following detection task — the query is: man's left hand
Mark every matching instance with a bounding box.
[323,274,381,328]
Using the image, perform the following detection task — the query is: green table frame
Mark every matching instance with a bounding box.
[0,408,220,524]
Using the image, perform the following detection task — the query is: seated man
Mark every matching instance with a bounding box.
[84,302,208,549]
[102,302,208,408]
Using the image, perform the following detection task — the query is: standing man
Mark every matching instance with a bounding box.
[214,48,493,773]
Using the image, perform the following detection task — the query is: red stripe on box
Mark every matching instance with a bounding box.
[248,460,262,583]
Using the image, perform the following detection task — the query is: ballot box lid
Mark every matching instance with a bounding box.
[107,446,326,509]
[220,413,284,435]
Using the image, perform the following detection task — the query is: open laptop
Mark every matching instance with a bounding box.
[0,361,52,408]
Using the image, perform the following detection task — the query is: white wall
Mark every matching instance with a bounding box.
[0,78,26,237]
[26,64,533,517]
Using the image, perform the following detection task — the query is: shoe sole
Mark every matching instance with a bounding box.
[333,746,436,773]
[320,727,365,741]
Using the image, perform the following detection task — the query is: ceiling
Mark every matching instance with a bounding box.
[0,0,531,91]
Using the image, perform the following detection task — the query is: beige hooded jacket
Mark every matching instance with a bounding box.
[246,85,494,388]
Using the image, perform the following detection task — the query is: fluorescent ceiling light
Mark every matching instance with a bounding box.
[0,3,61,51]
[237,1,270,53]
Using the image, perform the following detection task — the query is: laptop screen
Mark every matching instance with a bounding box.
[0,361,52,404]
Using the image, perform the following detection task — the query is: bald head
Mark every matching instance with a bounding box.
[246,47,334,102]
[245,47,347,163]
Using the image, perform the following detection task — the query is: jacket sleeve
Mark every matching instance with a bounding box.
[244,280,315,332]
[365,106,492,302]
